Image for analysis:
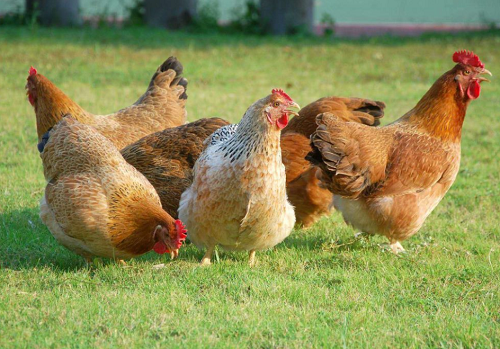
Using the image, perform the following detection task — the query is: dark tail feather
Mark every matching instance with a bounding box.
[38,129,52,153]
[355,100,386,126]
[149,56,188,99]
[37,114,74,153]
[177,77,188,100]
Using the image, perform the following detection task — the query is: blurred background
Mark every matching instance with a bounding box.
[1,0,499,37]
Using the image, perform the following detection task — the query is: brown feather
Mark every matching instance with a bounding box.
[281,96,385,227]
[27,57,188,148]
[40,117,178,260]
[121,118,230,218]
[307,63,484,246]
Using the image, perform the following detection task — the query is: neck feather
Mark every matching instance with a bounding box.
[403,70,468,142]
[34,75,88,140]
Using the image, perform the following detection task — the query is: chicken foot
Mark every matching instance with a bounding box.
[200,245,215,266]
[390,241,405,254]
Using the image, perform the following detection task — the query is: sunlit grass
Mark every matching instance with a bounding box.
[0,27,499,348]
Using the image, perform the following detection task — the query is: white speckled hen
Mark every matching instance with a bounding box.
[178,89,299,266]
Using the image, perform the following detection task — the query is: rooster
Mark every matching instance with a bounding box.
[178,89,299,266]
[282,97,385,227]
[39,116,187,263]
[307,50,491,253]
[26,57,187,149]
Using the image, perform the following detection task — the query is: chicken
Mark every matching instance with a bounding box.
[282,97,385,227]
[38,116,187,262]
[178,89,300,266]
[307,50,491,253]
[121,118,230,218]
[26,56,188,149]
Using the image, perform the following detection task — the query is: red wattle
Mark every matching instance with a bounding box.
[276,113,288,130]
[467,80,481,100]
[28,93,35,106]
[153,241,169,254]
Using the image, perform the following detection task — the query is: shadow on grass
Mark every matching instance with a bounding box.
[0,207,215,271]
[0,26,499,51]
[0,206,381,272]
[0,207,86,271]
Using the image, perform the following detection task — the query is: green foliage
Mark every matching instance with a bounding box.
[0,4,38,27]
[125,0,146,27]
[187,0,221,33]
[188,0,267,36]
[228,0,266,35]
[0,27,499,348]
[321,13,336,37]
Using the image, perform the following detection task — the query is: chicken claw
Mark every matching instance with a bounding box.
[390,241,406,254]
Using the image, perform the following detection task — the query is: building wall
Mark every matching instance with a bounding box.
[1,0,499,25]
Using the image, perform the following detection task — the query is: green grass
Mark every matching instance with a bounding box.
[1,27,499,348]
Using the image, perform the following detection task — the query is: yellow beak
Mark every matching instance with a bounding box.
[286,101,301,117]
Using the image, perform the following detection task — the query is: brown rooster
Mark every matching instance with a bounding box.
[38,116,187,262]
[307,50,491,253]
[121,118,230,218]
[282,97,385,227]
[27,56,188,149]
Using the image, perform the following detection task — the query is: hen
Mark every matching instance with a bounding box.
[282,97,385,227]
[178,89,299,266]
[121,118,230,218]
[39,116,187,262]
[307,50,491,253]
[27,56,188,149]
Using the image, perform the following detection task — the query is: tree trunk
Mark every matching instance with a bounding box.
[25,0,36,19]
[37,0,81,27]
[144,0,197,30]
[260,0,314,35]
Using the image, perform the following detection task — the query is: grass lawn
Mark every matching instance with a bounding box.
[0,27,499,348]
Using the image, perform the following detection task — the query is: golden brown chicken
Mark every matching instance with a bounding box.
[121,118,230,218]
[178,89,299,266]
[282,97,385,227]
[38,116,187,262]
[307,50,491,253]
[27,57,188,149]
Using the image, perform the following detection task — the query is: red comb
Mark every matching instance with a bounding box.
[174,219,187,249]
[272,88,293,102]
[453,50,484,69]
[29,66,37,76]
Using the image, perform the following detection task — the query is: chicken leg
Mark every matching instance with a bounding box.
[248,250,256,267]
[200,245,214,266]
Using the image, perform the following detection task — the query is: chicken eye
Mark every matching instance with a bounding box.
[273,101,280,108]
[464,70,470,75]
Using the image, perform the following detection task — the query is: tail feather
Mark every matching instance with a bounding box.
[37,129,51,153]
[149,56,188,100]
[177,77,188,100]
[352,99,386,126]
[37,114,72,153]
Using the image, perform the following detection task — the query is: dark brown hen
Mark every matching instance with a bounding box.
[121,118,230,218]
